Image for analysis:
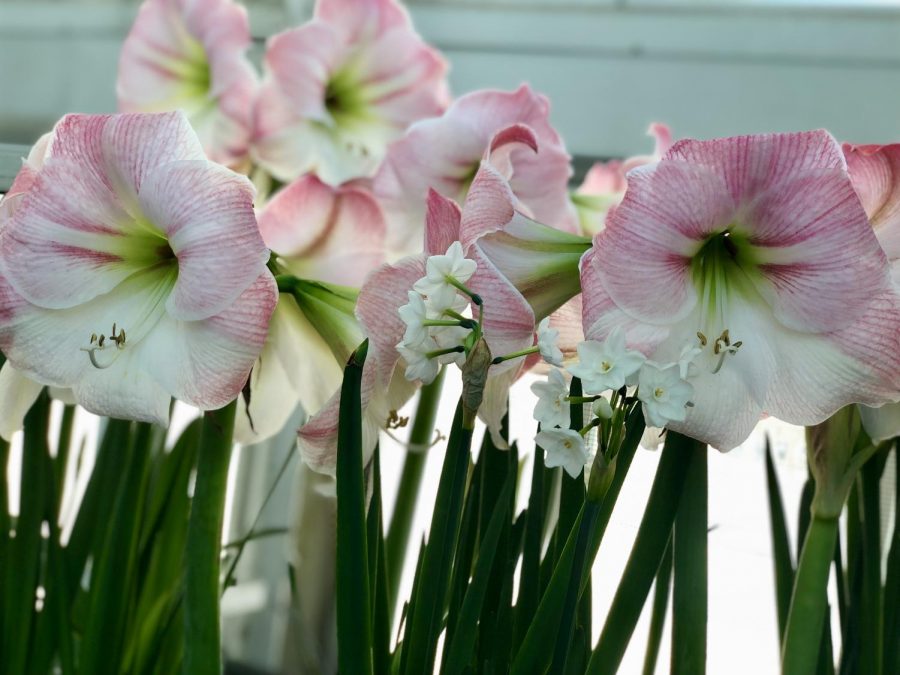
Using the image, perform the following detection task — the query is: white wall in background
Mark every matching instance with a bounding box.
[2,1,900,154]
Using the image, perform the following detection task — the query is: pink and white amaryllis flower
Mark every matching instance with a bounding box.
[298,188,538,473]
[252,0,449,186]
[572,123,672,236]
[117,0,258,168]
[581,130,900,450]
[0,111,277,424]
[844,142,900,442]
[375,85,578,256]
[235,174,386,443]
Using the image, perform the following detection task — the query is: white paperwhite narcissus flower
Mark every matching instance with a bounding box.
[398,290,431,348]
[396,344,440,385]
[536,428,589,478]
[637,362,695,430]
[537,317,564,366]
[567,326,646,395]
[413,240,477,309]
[0,112,277,425]
[117,0,259,168]
[531,368,570,429]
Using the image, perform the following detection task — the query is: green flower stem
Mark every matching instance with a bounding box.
[491,346,539,364]
[422,319,477,329]
[183,400,237,675]
[385,368,445,604]
[781,514,840,675]
[568,395,601,404]
[446,276,482,305]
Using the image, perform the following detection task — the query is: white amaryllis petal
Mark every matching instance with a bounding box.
[117,0,258,167]
[531,367,570,429]
[858,401,900,443]
[0,112,276,423]
[536,428,588,479]
[0,362,44,441]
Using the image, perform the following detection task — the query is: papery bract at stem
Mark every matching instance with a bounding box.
[118,0,259,168]
[581,130,900,450]
[252,0,449,185]
[0,111,277,424]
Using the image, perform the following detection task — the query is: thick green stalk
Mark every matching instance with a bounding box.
[672,440,708,674]
[782,515,840,675]
[183,400,237,675]
[643,535,674,675]
[385,368,445,602]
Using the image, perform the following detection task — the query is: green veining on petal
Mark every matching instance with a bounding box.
[690,227,762,326]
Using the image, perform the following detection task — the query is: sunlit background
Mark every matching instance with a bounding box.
[1,1,898,673]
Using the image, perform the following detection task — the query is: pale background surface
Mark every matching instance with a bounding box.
[1,1,898,673]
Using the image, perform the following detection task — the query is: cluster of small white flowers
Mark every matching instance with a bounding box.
[396,242,477,384]
[531,326,698,474]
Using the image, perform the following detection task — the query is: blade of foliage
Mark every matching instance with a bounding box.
[859,452,886,675]
[512,407,645,674]
[445,453,481,646]
[671,437,708,674]
[80,421,155,675]
[585,430,695,675]
[386,368,446,603]
[442,472,515,675]
[883,443,899,675]
[765,436,795,639]
[512,430,548,653]
[333,340,374,675]
[553,379,585,567]
[368,445,392,675]
[401,400,473,674]
[643,534,673,675]
[550,499,601,674]
[3,391,50,675]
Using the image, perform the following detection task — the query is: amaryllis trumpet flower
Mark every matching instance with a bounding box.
[0,111,277,424]
[252,0,449,186]
[581,130,900,450]
[117,0,259,168]
[235,175,386,443]
[572,123,672,236]
[375,85,578,256]
[844,142,900,441]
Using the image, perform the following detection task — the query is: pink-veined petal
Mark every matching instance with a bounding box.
[0,363,44,441]
[258,174,387,287]
[137,159,268,321]
[424,189,462,257]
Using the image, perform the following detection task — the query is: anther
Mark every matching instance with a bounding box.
[696,331,707,347]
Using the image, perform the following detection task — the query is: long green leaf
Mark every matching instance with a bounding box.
[859,453,885,675]
[368,445,392,675]
[401,400,473,674]
[442,473,514,675]
[80,421,155,675]
[3,391,50,675]
[183,400,238,675]
[671,438,708,674]
[642,534,673,675]
[511,407,645,675]
[585,430,696,675]
[883,442,899,675]
[512,429,548,654]
[765,437,795,639]
[333,340,374,675]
